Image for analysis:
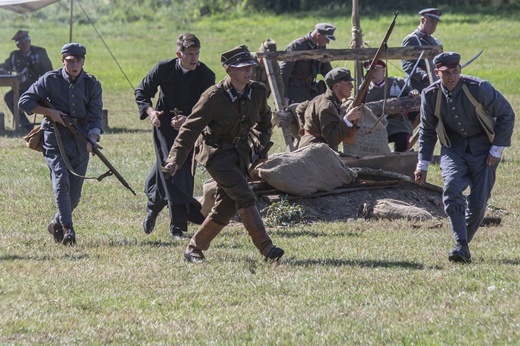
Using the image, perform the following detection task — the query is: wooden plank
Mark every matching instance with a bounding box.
[257,45,443,63]
[262,57,295,152]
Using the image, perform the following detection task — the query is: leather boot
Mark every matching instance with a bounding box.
[143,208,158,235]
[184,218,225,262]
[449,242,471,263]
[48,219,64,243]
[237,206,284,261]
[62,225,76,246]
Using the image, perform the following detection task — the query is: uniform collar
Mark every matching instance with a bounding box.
[222,77,252,102]
[306,32,317,49]
[60,67,84,84]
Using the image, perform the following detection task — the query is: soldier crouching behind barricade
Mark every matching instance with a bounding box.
[163,44,284,263]
[298,67,362,152]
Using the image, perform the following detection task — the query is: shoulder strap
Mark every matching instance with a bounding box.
[433,88,451,147]
[461,83,495,143]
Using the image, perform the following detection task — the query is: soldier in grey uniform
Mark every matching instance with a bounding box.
[280,23,335,107]
[414,52,515,263]
[18,43,103,246]
[164,44,284,263]
[401,8,442,93]
[0,30,53,132]
[299,67,361,151]
[362,60,419,152]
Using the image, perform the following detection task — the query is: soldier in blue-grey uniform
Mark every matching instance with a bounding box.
[164,44,284,263]
[18,43,103,246]
[0,30,53,132]
[401,8,442,93]
[280,23,335,108]
[414,52,515,263]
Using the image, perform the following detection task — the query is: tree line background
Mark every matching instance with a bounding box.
[0,0,518,24]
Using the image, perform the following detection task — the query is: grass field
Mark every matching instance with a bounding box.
[1,6,520,345]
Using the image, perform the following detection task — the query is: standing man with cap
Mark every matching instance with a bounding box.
[401,8,442,93]
[163,44,284,263]
[414,52,515,263]
[135,33,215,241]
[280,23,335,108]
[0,30,53,133]
[18,43,103,246]
[299,67,362,151]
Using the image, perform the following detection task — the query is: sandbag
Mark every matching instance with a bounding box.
[343,105,391,156]
[198,179,218,217]
[372,198,432,221]
[257,143,357,196]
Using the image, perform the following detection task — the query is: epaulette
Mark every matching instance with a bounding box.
[83,72,98,82]
[203,83,222,97]
[461,75,483,86]
[250,80,267,91]
[47,69,61,78]
[422,80,441,94]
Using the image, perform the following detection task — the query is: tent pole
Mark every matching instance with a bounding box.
[69,0,73,42]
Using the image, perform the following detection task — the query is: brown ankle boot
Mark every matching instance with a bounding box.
[184,218,225,262]
[237,206,284,261]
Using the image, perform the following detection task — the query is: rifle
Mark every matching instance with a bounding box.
[250,141,274,171]
[39,99,137,195]
[343,11,399,144]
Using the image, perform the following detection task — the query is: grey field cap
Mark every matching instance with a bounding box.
[325,67,355,88]
[61,43,87,58]
[433,52,461,70]
[315,23,336,41]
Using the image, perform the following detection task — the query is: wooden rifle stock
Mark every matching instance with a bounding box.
[343,11,399,144]
[39,99,137,195]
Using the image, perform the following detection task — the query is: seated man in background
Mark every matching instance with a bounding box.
[0,30,53,133]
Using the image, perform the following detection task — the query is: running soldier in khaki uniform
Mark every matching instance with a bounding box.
[164,44,284,263]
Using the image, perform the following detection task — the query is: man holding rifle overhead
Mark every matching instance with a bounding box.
[18,43,103,246]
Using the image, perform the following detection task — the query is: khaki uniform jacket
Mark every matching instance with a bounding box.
[167,77,272,170]
[299,89,353,151]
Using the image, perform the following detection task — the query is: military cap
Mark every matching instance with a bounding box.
[221,44,257,69]
[433,52,461,70]
[363,60,386,70]
[315,23,336,41]
[61,43,87,59]
[325,67,355,88]
[419,8,442,21]
[12,30,30,44]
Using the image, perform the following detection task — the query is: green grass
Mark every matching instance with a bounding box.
[1,8,520,345]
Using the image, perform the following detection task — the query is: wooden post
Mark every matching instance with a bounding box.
[102,109,109,131]
[262,57,295,152]
[0,112,5,135]
[351,0,364,87]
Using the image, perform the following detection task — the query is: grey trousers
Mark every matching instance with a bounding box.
[43,126,89,227]
[440,145,497,244]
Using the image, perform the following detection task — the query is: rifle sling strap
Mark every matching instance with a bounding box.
[50,118,108,181]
